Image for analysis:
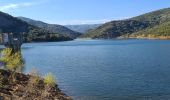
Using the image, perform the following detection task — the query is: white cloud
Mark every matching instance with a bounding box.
[0,0,49,12]
[0,2,34,11]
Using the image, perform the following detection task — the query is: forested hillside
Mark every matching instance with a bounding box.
[0,11,72,42]
[18,17,81,39]
[83,8,170,39]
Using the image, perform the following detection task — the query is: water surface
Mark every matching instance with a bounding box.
[22,39,170,100]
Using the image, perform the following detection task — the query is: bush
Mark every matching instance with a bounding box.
[0,48,12,63]
[0,48,24,83]
[44,73,56,87]
[0,48,24,72]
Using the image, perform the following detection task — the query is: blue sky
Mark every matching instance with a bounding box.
[0,0,170,25]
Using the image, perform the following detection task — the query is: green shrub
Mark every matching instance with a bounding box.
[0,48,24,72]
[44,73,56,87]
[0,48,12,63]
[0,48,24,83]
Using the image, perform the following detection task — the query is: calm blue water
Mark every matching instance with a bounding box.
[21,39,170,100]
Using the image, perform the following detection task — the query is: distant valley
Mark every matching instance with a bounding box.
[65,24,101,33]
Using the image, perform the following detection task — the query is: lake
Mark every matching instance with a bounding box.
[21,39,170,100]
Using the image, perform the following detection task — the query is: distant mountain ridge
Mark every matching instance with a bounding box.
[83,20,150,38]
[1,7,170,41]
[0,11,73,42]
[65,24,101,33]
[131,8,170,25]
[83,8,170,39]
[18,17,81,39]
[0,11,32,33]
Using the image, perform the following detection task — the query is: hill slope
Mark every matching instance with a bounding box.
[18,17,81,39]
[131,8,170,25]
[0,11,72,42]
[0,11,31,34]
[129,21,170,39]
[83,8,170,39]
[83,20,150,38]
[65,24,101,33]
[0,69,71,100]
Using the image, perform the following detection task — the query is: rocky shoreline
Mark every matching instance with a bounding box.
[117,35,170,40]
[0,69,72,100]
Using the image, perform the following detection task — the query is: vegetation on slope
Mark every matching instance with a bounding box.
[18,17,81,39]
[83,20,149,39]
[83,8,170,39]
[23,28,73,42]
[0,11,73,43]
[129,21,170,39]
[131,8,170,25]
[0,11,31,34]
